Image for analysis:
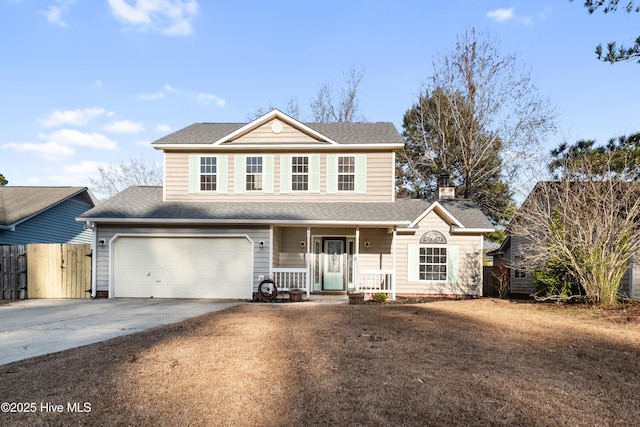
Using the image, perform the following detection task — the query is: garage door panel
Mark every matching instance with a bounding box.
[113,236,252,299]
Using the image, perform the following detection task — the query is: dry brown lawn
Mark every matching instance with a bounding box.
[1,298,639,426]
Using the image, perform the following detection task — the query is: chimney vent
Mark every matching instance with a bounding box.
[437,173,455,200]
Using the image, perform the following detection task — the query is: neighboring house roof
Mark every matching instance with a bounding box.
[78,186,494,231]
[0,186,97,230]
[152,109,404,147]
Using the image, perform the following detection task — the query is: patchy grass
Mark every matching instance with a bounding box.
[1,299,639,426]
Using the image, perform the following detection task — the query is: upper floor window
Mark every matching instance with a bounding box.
[419,246,447,281]
[245,156,263,191]
[337,155,355,191]
[291,156,309,191]
[200,156,217,191]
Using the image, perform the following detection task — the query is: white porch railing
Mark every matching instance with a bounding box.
[272,268,310,296]
[356,269,396,299]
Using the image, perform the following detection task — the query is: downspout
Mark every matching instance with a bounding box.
[306,226,311,297]
[392,227,397,300]
[355,227,360,292]
[91,223,97,298]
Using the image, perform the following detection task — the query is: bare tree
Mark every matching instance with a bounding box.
[398,29,556,231]
[511,153,640,305]
[247,66,365,123]
[310,66,365,123]
[89,156,163,199]
[246,97,301,121]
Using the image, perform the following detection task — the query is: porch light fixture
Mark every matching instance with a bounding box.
[364,241,371,249]
[99,240,105,247]
[299,241,305,249]
[259,241,265,248]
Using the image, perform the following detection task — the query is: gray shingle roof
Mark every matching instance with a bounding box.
[79,187,493,230]
[438,199,495,230]
[0,187,95,227]
[152,122,404,146]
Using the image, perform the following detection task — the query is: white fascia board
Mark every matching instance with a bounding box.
[212,109,340,146]
[86,217,410,227]
[151,143,404,150]
[407,201,464,229]
[450,227,496,234]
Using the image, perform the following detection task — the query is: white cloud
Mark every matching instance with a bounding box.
[197,93,226,107]
[103,119,145,133]
[164,84,179,93]
[48,161,109,185]
[39,129,119,150]
[40,1,76,27]
[39,107,107,128]
[108,0,199,35]
[2,141,75,161]
[138,91,165,100]
[156,123,172,132]
[486,8,514,22]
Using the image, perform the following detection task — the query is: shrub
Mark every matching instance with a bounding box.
[372,292,388,303]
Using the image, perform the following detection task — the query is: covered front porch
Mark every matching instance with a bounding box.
[268,225,397,299]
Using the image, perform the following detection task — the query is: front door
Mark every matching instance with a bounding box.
[323,238,345,290]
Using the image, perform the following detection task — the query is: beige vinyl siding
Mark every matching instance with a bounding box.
[276,226,308,268]
[395,210,483,295]
[94,225,269,295]
[357,228,394,271]
[164,150,395,202]
[226,119,325,144]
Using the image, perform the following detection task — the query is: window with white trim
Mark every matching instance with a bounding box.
[291,156,309,191]
[200,156,217,191]
[338,155,355,191]
[419,246,447,281]
[245,156,263,191]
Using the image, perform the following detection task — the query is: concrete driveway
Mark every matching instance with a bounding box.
[0,298,241,366]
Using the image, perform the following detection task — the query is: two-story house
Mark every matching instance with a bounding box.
[78,109,494,300]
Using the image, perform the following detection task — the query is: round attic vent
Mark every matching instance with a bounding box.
[271,121,283,134]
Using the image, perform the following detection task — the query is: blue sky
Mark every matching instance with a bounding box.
[0,0,638,194]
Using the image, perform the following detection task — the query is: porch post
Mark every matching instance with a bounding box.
[355,227,360,292]
[306,226,311,297]
[392,227,397,300]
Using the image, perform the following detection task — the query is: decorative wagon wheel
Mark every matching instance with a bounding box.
[258,276,278,302]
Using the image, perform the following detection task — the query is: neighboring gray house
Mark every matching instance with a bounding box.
[0,186,97,245]
[78,109,494,300]
[489,182,640,300]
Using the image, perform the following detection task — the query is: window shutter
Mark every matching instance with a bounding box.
[326,155,337,194]
[447,245,459,284]
[280,155,290,194]
[407,244,418,282]
[234,155,244,194]
[264,155,274,193]
[188,155,199,194]
[218,155,228,194]
[310,154,320,193]
[356,154,367,194]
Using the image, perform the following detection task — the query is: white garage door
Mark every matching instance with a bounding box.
[113,236,253,299]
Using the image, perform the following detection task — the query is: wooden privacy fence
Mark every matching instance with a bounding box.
[0,245,27,299]
[0,244,92,299]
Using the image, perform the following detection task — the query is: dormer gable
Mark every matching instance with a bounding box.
[218,109,338,145]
